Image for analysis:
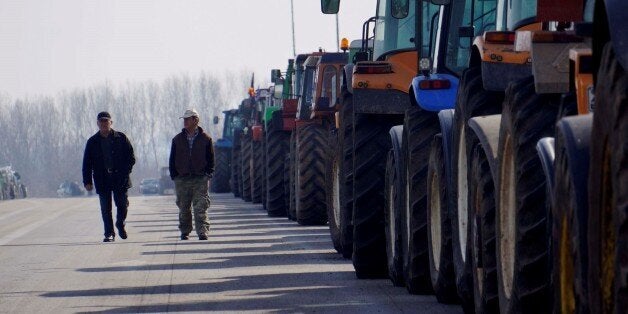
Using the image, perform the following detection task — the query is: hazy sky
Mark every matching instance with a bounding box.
[0,0,376,98]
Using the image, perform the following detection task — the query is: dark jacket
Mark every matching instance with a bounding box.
[82,130,136,194]
[169,127,214,180]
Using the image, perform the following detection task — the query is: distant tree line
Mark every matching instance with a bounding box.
[0,70,251,197]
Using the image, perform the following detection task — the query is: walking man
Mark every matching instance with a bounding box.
[169,108,214,240]
[82,111,136,242]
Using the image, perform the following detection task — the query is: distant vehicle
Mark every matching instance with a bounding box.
[57,181,85,197]
[139,178,160,195]
[0,166,27,200]
[159,167,175,195]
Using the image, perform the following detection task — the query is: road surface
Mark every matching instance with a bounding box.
[0,194,462,313]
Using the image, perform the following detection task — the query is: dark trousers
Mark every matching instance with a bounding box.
[98,188,129,237]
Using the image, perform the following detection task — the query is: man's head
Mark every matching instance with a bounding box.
[97,111,112,134]
[180,109,199,130]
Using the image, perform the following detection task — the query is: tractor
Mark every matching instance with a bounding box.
[210,109,239,193]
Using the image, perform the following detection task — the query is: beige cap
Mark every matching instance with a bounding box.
[180,108,199,119]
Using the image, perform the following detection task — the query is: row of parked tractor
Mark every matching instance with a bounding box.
[211,0,626,312]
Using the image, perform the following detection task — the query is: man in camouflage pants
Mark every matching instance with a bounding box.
[169,108,215,240]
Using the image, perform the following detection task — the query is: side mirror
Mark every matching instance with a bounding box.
[321,0,340,14]
[391,0,409,19]
[213,116,219,124]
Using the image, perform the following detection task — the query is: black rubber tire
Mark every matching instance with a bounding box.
[402,106,439,294]
[469,141,499,313]
[283,154,291,217]
[336,91,355,259]
[496,76,558,313]
[385,149,404,286]
[20,185,27,198]
[240,135,252,202]
[295,123,328,226]
[452,65,504,310]
[231,139,241,198]
[427,134,459,304]
[211,146,231,193]
[326,129,343,253]
[288,129,298,221]
[251,139,263,204]
[352,113,400,279]
[552,117,591,314]
[261,131,267,210]
[265,112,290,217]
[587,42,628,314]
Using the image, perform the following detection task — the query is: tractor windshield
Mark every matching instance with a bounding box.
[374,0,441,60]
[444,0,498,74]
[222,113,235,141]
[373,0,416,60]
[506,0,536,30]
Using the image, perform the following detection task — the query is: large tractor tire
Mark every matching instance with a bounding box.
[352,113,399,279]
[240,135,252,202]
[261,134,267,209]
[452,65,504,310]
[295,123,328,225]
[326,129,343,253]
[211,146,231,193]
[427,134,458,304]
[231,142,241,197]
[332,91,355,259]
[266,113,290,217]
[251,140,263,204]
[587,42,628,314]
[402,107,439,294]
[552,115,593,314]
[496,76,558,313]
[469,142,499,313]
[288,129,298,221]
[385,149,404,286]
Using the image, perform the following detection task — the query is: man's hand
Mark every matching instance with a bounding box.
[85,183,93,191]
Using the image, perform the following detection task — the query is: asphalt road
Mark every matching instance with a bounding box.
[0,194,462,313]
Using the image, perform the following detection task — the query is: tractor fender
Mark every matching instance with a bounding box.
[410,74,459,112]
[437,109,455,187]
[554,113,593,208]
[343,64,355,94]
[389,125,404,178]
[536,137,556,198]
[467,114,502,180]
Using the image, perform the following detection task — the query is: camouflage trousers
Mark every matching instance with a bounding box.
[174,175,210,236]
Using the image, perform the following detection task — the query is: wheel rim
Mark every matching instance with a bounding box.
[430,168,442,271]
[601,144,615,313]
[559,214,576,313]
[499,134,515,300]
[458,128,469,262]
[332,157,341,228]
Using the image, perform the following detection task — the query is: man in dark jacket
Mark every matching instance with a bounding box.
[82,111,136,242]
[169,108,214,240]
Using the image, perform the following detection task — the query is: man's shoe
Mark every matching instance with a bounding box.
[199,234,208,240]
[180,234,189,240]
[103,235,115,242]
[116,223,127,240]
[118,227,127,239]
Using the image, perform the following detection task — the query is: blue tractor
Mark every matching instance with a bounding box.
[211,109,240,193]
